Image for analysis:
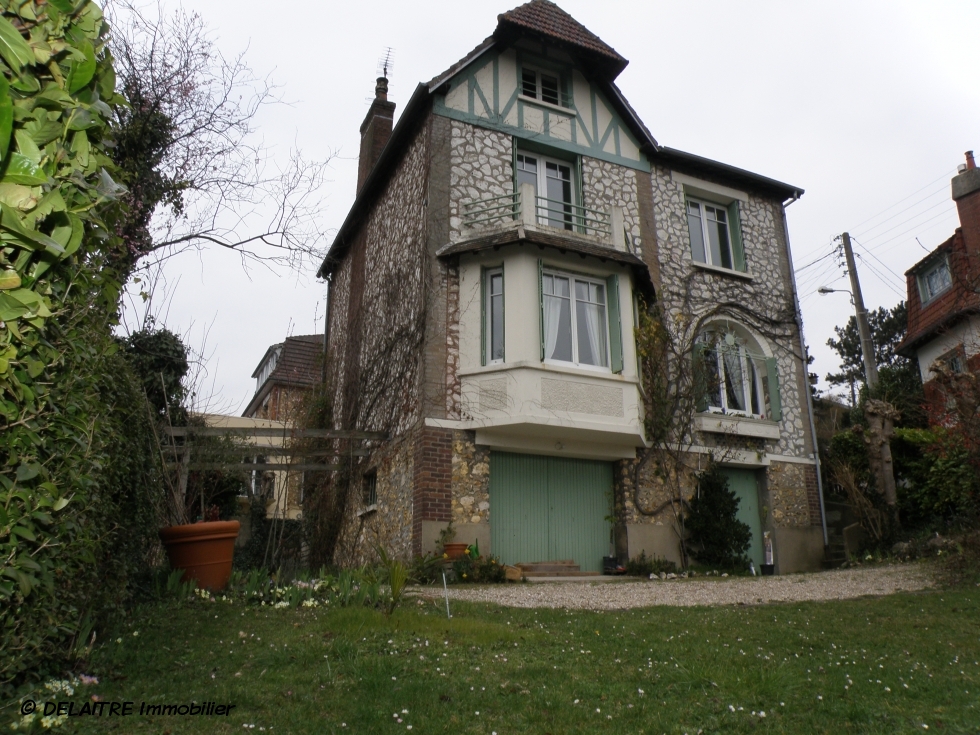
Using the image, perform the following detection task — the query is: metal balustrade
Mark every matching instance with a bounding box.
[461,187,621,246]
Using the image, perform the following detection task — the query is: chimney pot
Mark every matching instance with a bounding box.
[375,76,388,101]
[967,150,976,170]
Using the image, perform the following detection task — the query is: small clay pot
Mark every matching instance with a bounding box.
[442,542,469,560]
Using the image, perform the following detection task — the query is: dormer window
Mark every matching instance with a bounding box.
[521,67,565,107]
[918,258,952,304]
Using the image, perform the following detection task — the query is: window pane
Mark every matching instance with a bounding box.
[521,69,537,98]
[926,263,951,298]
[545,163,573,230]
[703,344,722,408]
[705,206,732,269]
[490,273,503,296]
[687,203,706,263]
[544,293,572,361]
[490,293,504,361]
[722,346,747,411]
[554,275,569,297]
[749,359,761,415]
[576,300,607,366]
[541,74,560,105]
[517,154,538,194]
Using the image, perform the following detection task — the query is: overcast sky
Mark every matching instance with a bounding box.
[119,0,980,414]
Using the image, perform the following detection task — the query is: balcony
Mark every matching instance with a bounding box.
[460,182,631,252]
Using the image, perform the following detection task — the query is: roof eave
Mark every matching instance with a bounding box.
[654,147,804,201]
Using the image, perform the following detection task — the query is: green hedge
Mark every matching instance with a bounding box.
[0,1,162,695]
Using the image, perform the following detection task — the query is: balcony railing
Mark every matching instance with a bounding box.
[461,183,629,251]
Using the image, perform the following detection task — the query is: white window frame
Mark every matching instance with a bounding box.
[516,151,577,230]
[520,65,567,108]
[918,258,952,304]
[687,197,735,270]
[484,267,504,364]
[698,332,768,420]
[542,269,610,371]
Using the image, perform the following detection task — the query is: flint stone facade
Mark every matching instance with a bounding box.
[317,0,824,573]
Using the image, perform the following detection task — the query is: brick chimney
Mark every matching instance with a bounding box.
[953,150,980,255]
[356,77,396,195]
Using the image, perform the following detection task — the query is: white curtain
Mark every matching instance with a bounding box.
[722,347,746,411]
[583,302,603,365]
[544,295,562,359]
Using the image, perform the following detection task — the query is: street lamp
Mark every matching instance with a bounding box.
[817,287,878,389]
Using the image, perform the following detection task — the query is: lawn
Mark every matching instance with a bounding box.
[9,580,980,734]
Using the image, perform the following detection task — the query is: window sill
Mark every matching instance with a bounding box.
[459,359,638,384]
[357,504,378,518]
[691,261,753,281]
[519,94,574,116]
[695,413,780,439]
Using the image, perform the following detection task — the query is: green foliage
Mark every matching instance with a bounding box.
[826,301,910,391]
[452,552,506,583]
[893,428,980,529]
[624,550,678,577]
[685,463,751,569]
[0,1,170,695]
[120,324,188,421]
[409,552,444,585]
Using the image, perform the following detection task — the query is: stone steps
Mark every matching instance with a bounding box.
[516,561,598,577]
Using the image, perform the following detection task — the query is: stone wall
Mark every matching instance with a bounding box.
[582,156,642,256]
[449,121,513,241]
[648,163,809,460]
[451,430,490,524]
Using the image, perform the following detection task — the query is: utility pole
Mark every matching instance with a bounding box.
[841,232,879,390]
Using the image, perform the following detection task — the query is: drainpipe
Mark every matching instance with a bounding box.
[781,194,829,547]
[321,278,330,384]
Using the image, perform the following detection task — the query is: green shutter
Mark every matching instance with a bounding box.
[606,274,623,374]
[728,200,746,272]
[538,259,545,361]
[480,267,487,366]
[765,357,782,421]
[693,341,709,413]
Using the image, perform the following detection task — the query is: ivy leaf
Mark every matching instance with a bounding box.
[0,15,34,74]
[47,0,77,12]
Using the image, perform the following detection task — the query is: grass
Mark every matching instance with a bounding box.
[9,579,980,734]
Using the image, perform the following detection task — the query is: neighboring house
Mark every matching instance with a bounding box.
[897,151,980,408]
[241,334,325,519]
[244,334,324,421]
[318,0,823,572]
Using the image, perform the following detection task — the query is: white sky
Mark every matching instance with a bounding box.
[121,0,980,413]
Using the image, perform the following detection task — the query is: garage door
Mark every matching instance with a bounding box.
[489,452,612,573]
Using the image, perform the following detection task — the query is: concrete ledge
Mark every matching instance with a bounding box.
[773,527,824,573]
[626,524,682,566]
[695,414,780,439]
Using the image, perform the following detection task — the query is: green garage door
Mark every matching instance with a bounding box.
[490,452,611,573]
[723,468,764,569]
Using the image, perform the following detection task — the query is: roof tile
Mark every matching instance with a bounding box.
[497,0,625,64]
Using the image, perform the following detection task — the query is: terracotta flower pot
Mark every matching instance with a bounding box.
[160,520,240,591]
[442,542,469,560]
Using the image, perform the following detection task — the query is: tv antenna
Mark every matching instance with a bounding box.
[378,48,395,79]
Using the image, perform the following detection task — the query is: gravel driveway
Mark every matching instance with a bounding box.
[429,564,933,611]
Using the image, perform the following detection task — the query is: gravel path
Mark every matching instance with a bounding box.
[427,564,933,611]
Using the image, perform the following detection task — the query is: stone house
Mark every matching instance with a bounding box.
[897,151,980,409]
[317,0,824,572]
[241,334,325,519]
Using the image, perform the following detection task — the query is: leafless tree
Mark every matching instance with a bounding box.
[105,2,333,274]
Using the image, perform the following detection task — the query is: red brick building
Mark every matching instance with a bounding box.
[898,151,980,407]
[243,334,324,421]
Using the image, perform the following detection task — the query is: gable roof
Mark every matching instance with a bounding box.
[496,0,627,75]
[317,2,802,280]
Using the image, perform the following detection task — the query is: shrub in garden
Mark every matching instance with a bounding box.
[624,551,678,577]
[452,551,506,583]
[684,462,751,570]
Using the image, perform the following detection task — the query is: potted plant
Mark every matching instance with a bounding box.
[157,423,245,591]
[438,521,468,560]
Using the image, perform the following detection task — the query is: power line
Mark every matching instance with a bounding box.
[847,168,957,234]
[794,249,836,274]
[855,252,906,300]
[857,197,954,248]
[851,181,950,240]
[862,206,959,255]
[851,237,907,289]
